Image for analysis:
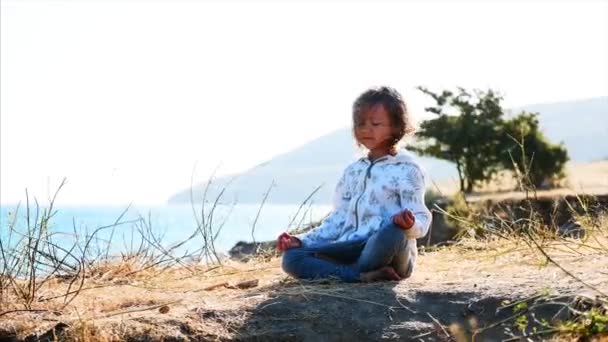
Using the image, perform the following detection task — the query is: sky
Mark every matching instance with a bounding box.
[1,0,607,205]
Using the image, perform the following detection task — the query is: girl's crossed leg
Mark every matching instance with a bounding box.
[281,224,414,282]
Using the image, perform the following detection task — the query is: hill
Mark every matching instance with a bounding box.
[169,97,607,205]
[512,96,608,162]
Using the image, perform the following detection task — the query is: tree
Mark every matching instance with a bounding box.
[413,87,569,193]
[500,112,569,189]
[412,87,506,193]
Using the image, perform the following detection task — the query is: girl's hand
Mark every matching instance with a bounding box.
[276,232,302,252]
[392,209,415,230]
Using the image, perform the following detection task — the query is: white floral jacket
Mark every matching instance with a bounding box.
[298,150,432,246]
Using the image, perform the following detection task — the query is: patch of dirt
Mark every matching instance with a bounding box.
[2,235,607,341]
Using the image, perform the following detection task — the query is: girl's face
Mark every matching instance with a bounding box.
[354,104,396,152]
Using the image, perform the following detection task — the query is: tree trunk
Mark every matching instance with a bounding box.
[466,181,474,193]
[455,161,465,193]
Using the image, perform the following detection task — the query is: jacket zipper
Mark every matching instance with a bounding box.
[353,156,388,231]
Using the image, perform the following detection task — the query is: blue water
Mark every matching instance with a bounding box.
[0,203,332,257]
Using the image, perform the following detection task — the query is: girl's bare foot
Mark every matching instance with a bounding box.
[360,266,401,282]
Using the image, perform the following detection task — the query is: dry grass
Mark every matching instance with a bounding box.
[0,258,288,339]
[2,219,607,341]
[2,171,607,341]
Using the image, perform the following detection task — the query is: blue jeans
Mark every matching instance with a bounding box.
[281,223,414,282]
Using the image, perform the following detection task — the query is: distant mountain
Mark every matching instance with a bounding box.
[168,129,456,205]
[169,97,607,205]
[512,97,608,162]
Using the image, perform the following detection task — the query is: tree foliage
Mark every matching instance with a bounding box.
[413,87,569,193]
[500,112,569,188]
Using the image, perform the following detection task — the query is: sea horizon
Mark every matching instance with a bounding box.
[0,202,333,256]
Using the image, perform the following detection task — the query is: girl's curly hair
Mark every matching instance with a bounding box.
[352,86,415,146]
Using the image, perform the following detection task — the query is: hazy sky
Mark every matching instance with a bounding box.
[1,0,607,205]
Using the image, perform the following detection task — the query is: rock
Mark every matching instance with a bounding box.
[24,323,68,342]
[228,240,276,261]
[228,279,259,289]
[558,219,585,238]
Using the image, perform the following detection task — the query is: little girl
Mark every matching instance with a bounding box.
[277,86,432,282]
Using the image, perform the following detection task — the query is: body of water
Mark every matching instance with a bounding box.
[0,203,332,257]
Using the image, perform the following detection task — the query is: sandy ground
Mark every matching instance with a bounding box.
[1,233,607,341]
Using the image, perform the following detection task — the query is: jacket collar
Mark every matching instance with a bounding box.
[357,148,417,165]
